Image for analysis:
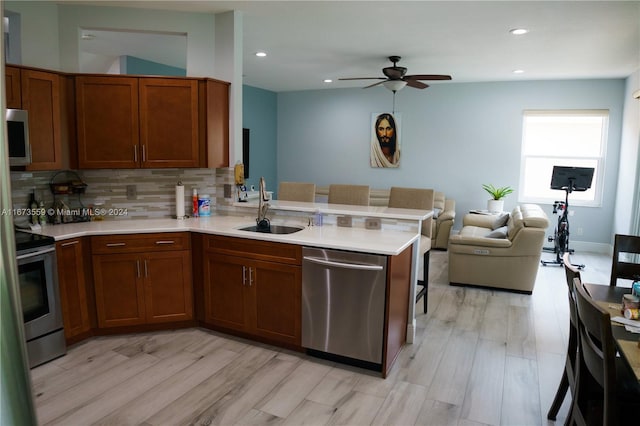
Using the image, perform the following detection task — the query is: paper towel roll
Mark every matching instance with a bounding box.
[175,183,185,219]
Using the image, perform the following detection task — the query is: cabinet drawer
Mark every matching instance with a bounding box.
[205,235,301,265]
[91,232,190,254]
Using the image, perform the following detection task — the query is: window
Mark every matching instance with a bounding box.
[519,110,608,206]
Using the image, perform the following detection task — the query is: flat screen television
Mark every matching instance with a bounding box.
[550,166,594,192]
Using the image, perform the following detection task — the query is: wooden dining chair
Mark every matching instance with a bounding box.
[388,187,435,314]
[547,253,581,422]
[328,184,370,206]
[610,233,640,287]
[571,277,640,425]
[278,182,316,202]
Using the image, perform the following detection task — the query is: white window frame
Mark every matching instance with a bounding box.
[518,110,608,207]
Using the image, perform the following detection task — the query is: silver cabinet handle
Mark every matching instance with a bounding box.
[303,256,384,271]
[242,266,247,286]
[155,240,175,245]
[61,240,79,247]
[142,144,146,162]
[106,242,126,247]
[134,145,138,162]
[144,259,148,278]
[136,260,141,278]
[249,267,254,286]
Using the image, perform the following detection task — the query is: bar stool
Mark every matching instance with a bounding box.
[278,182,316,202]
[328,184,370,206]
[388,187,434,314]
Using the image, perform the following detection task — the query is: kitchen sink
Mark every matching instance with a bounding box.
[238,224,304,234]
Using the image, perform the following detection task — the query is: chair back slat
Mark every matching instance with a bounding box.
[563,253,581,327]
[573,277,618,412]
[610,234,640,286]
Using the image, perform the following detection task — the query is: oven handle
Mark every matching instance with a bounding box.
[16,246,56,260]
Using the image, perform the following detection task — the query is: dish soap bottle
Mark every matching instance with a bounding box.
[38,200,47,226]
[29,191,38,225]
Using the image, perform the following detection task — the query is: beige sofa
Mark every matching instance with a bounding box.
[448,204,549,294]
[315,186,455,250]
[432,191,456,250]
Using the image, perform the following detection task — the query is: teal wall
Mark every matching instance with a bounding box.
[242,85,278,195]
[124,55,186,76]
[277,79,627,246]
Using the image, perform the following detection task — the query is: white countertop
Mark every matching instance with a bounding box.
[234,200,433,221]
[30,215,420,256]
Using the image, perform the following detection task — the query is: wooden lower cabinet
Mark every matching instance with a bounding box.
[203,236,302,347]
[56,238,92,342]
[92,233,193,328]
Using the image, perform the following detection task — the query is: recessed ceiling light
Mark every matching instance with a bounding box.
[323,79,333,83]
[255,51,267,57]
[509,28,529,35]
[513,69,525,74]
[81,33,96,40]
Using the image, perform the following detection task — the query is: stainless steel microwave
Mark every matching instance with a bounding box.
[6,108,31,166]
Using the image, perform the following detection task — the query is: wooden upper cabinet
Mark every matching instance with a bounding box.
[21,69,63,170]
[202,79,230,168]
[75,76,139,169]
[5,66,69,170]
[6,66,22,108]
[139,78,199,168]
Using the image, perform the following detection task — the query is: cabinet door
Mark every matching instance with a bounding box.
[5,66,22,108]
[21,69,63,170]
[250,260,302,346]
[202,79,229,168]
[139,79,199,168]
[93,253,146,328]
[144,250,193,323]
[56,238,91,340]
[76,76,139,169]
[203,253,248,332]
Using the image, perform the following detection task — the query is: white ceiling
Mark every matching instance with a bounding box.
[71,1,640,92]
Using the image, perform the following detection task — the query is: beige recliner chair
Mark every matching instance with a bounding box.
[278,182,316,202]
[448,204,549,294]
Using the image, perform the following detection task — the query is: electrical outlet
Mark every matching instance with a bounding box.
[365,217,381,230]
[337,216,352,227]
[126,185,137,200]
[224,184,232,198]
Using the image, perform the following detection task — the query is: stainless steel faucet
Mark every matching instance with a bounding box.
[257,176,270,228]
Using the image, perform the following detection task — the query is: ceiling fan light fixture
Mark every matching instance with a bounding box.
[383,80,407,92]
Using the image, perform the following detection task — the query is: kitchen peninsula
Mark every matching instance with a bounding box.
[29,202,431,376]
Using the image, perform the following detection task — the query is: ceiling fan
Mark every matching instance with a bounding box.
[339,56,452,92]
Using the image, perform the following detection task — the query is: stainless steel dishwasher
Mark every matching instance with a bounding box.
[302,247,387,364]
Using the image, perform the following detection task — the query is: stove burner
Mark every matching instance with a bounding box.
[14,230,55,252]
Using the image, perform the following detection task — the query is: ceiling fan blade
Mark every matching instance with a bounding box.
[363,80,387,89]
[405,79,429,89]
[405,74,452,81]
[338,77,386,81]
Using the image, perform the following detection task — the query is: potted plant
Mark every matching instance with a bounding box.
[482,184,514,213]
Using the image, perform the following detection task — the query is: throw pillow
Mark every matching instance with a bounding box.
[433,207,442,219]
[486,226,508,238]
[491,213,509,230]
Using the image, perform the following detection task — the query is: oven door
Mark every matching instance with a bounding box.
[16,246,63,340]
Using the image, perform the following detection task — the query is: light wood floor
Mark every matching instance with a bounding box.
[30,250,612,426]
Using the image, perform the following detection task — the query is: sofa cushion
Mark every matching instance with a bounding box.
[486,226,508,238]
[492,213,509,230]
[507,206,524,240]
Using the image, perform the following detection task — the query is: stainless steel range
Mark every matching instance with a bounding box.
[15,230,66,368]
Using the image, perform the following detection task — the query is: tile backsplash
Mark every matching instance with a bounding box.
[10,167,235,224]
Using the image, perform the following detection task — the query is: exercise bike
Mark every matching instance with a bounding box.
[540,166,594,269]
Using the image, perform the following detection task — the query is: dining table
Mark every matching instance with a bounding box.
[584,283,640,382]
